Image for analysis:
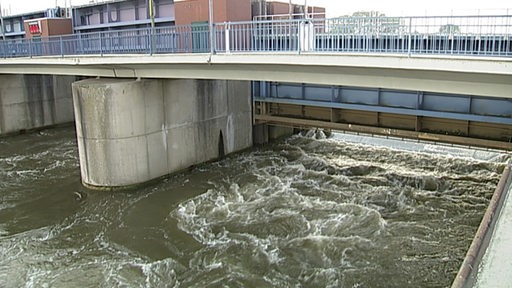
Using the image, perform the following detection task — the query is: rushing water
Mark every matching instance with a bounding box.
[0,126,507,287]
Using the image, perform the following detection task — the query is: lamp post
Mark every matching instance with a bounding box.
[304,0,308,19]
[149,0,155,53]
[0,3,5,41]
[289,0,292,19]
[70,0,74,24]
[149,0,155,30]
[209,0,214,54]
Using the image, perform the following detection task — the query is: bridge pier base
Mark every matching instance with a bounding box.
[253,124,269,145]
[269,126,294,140]
[253,124,294,145]
[72,78,252,189]
[0,74,75,135]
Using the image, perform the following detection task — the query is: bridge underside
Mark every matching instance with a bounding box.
[254,82,512,150]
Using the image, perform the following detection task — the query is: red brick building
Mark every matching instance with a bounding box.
[24,18,73,39]
[174,0,325,26]
[174,0,253,26]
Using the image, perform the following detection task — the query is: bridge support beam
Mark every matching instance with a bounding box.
[72,78,252,189]
[0,74,75,135]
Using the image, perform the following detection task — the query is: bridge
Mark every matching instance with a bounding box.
[0,14,511,287]
[1,16,511,150]
[0,14,511,181]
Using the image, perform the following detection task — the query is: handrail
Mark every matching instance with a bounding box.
[0,15,510,58]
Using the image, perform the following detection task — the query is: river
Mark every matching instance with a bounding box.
[0,126,507,287]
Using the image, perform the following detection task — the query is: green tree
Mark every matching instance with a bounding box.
[352,11,385,18]
[439,24,461,34]
[330,11,401,35]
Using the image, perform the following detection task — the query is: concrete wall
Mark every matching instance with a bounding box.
[175,0,251,26]
[0,74,75,135]
[73,78,252,188]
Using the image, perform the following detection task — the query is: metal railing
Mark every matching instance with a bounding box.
[0,15,511,58]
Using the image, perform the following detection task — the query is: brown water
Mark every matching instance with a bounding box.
[0,127,506,287]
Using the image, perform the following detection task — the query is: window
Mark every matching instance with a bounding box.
[5,22,12,33]
[28,22,41,34]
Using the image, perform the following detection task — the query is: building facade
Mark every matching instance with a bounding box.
[0,0,325,41]
[1,10,47,40]
[72,0,175,34]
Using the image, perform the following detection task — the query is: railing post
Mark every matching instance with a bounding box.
[298,19,303,54]
[225,22,231,53]
[60,36,64,57]
[211,23,216,54]
[28,39,32,58]
[149,28,153,55]
[150,27,156,55]
[99,32,103,56]
[450,32,454,55]
[407,17,412,56]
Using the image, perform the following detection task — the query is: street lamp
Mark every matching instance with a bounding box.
[149,0,155,53]
[0,3,5,41]
[304,0,308,19]
[209,0,214,54]
[289,0,292,19]
[149,0,155,29]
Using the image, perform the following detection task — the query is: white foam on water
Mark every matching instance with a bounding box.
[331,133,510,163]
[169,132,508,287]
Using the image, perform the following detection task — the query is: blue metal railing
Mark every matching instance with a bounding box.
[1,15,511,58]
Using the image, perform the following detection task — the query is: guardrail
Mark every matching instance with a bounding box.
[1,15,511,58]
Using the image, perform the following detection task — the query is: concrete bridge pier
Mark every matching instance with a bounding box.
[0,74,75,135]
[72,78,253,189]
[253,124,294,145]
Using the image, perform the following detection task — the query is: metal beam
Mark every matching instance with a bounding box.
[255,114,512,150]
[254,98,512,125]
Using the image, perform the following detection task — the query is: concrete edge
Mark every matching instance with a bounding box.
[1,53,510,76]
[451,165,512,288]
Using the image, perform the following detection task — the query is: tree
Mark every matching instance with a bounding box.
[352,11,385,18]
[439,24,461,34]
[330,11,402,35]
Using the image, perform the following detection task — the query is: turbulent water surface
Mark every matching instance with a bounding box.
[0,127,507,287]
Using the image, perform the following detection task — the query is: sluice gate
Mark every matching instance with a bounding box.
[253,81,512,150]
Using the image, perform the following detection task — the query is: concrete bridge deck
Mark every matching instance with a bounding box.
[0,53,511,99]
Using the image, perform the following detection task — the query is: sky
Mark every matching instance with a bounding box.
[0,0,510,17]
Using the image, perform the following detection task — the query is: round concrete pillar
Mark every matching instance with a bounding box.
[73,78,167,188]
